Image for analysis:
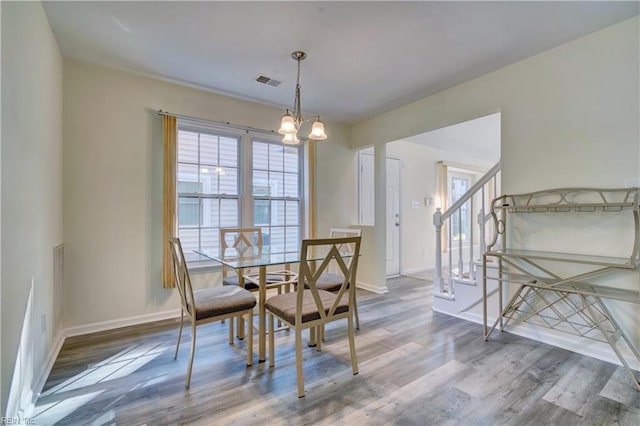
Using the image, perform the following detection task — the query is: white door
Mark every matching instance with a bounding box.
[386,158,401,276]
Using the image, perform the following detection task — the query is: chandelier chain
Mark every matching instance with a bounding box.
[293,56,302,126]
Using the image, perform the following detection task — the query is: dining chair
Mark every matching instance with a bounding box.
[307,228,363,330]
[168,237,257,388]
[220,227,297,337]
[265,235,361,397]
[220,227,293,292]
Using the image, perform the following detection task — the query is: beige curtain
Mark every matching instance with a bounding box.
[162,115,177,288]
[436,161,448,252]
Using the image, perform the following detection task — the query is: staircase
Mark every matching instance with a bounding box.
[432,160,501,321]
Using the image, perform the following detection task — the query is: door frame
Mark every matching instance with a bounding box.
[356,148,402,277]
[386,156,401,277]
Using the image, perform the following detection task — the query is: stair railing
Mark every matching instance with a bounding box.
[433,160,501,297]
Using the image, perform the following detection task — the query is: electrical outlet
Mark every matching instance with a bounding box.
[41,313,47,333]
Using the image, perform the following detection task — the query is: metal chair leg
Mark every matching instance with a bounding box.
[269,313,275,367]
[295,328,305,398]
[316,326,322,352]
[347,315,358,376]
[354,295,361,330]
[237,315,245,340]
[247,311,254,366]
[185,324,197,388]
[174,310,184,359]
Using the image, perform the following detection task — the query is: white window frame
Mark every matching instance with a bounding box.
[176,124,242,264]
[448,170,475,243]
[250,137,304,255]
[176,120,305,268]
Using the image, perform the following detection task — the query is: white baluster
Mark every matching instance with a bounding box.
[458,207,463,280]
[448,212,453,294]
[469,197,475,281]
[433,208,444,293]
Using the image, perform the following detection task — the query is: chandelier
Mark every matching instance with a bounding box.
[277,51,327,145]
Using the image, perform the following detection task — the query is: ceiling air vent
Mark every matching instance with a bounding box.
[255,74,281,87]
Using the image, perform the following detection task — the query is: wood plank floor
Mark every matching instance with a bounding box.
[34,276,639,425]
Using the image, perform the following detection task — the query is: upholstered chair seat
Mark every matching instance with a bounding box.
[191,286,257,321]
[168,237,257,388]
[266,235,361,398]
[265,290,348,325]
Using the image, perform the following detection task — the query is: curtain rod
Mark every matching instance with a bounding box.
[157,110,279,137]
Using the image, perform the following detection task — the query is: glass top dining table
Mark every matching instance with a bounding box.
[195,247,303,270]
[194,247,301,363]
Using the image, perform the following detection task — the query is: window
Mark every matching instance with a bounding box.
[177,127,240,261]
[177,181,202,227]
[448,172,472,242]
[252,141,301,254]
[176,123,303,264]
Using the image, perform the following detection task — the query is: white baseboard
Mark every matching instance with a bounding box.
[31,309,182,410]
[356,280,389,294]
[505,321,640,371]
[64,309,181,337]
[28,331,65,419]
[432,309,640,371]
[33,330,66,402]
[452,311,487,325]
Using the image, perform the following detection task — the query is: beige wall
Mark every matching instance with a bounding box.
[314,125,358,235]
[352,17,640,346]
[1,1,63,414]
[353,17,639,190]
[353,16,639,270]
[386,141,494,273]
[62,59,351,328]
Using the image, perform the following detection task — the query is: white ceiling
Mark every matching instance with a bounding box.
[403,112,501,162]
[42,1,639,124]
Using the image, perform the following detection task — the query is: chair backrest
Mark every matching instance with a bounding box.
[329,228,362,238]
[220,227,264,277]
[168,237,196,319]
[297,236,361,324]
[327,228,362,272]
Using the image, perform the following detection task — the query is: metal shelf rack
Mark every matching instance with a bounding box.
[482,187,640,390]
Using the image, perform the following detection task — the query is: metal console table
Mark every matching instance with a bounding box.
[482,187,640,390]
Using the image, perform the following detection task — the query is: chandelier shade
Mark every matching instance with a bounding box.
[282,133,300,145]
[309,118,327,140]
[278,51,327,145]
[277,110,297,135]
